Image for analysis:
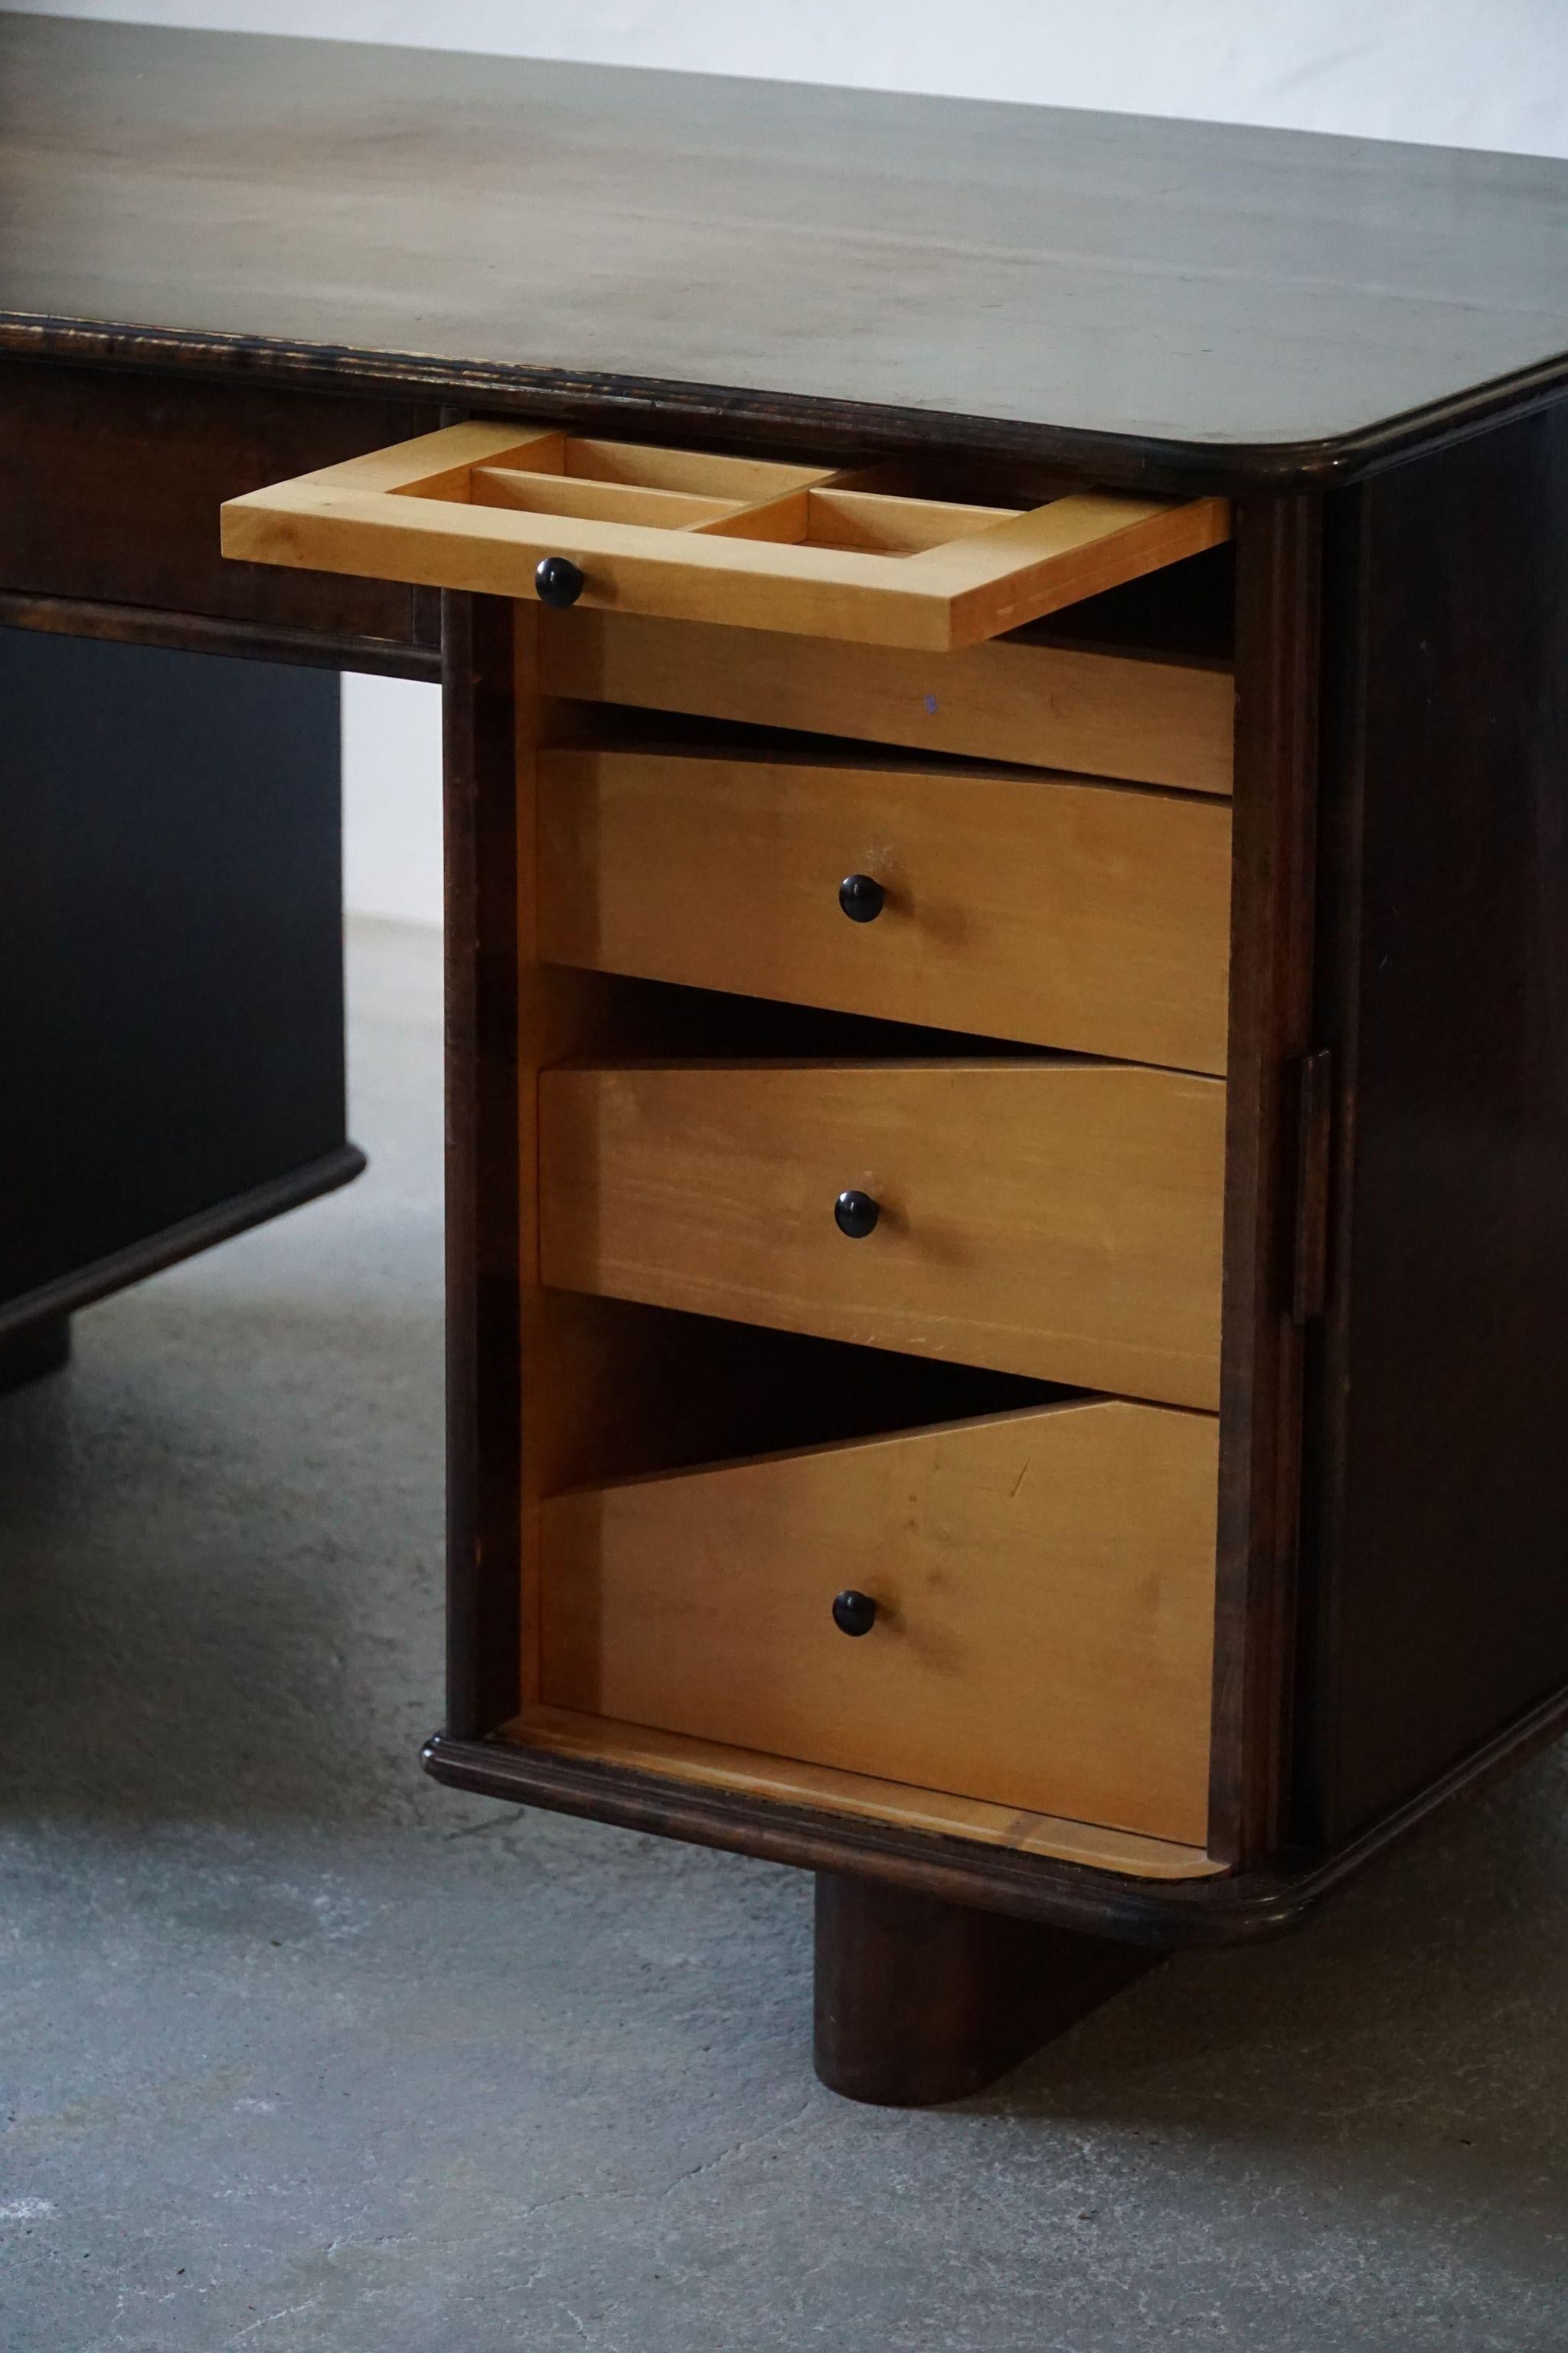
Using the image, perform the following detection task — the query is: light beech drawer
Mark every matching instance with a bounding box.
[537,1060,1225,1409]
[540,1397,1218,1843]
[221,420,1230,651]
[541,609,1235,796]
[537,747,1232,1073]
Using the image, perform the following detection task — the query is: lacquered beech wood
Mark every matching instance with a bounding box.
[504,1707,1220,1881]
[536,744,1233,1072]
[542,609,1236,794]
[538,1400,1218,1842]
[220,419,1231,650]
[537,1059,1227,1408]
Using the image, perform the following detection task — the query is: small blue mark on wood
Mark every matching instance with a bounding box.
[923,693,939,715]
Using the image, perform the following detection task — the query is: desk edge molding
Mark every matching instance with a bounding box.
[5,312,1568,496]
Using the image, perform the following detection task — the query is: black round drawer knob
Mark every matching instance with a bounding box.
[834,1188,880,1239]
[838,872,885,923]
[534,554,585,608]
[831,1589,878,1637]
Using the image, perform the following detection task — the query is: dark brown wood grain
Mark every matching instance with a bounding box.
[6,17,1568,489]
[1302,394,1568,1844]
[0,588,440,681]
[442,593,524,1740]
[812,1874,1161,2103]
[1207,495,1322,1865]
[1290,1051,1336,1326]
[0,358,439,650]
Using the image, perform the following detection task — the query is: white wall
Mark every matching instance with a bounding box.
[340,673,444,931]
[15,0,1567,924]
[11,2,1568,149]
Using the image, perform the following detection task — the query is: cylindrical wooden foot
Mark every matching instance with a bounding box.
[0,1314,71,1393]
[813,1871,1164,2106]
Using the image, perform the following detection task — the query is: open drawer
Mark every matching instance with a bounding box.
[220,421,1230,650]
[538,1397,1219,1845]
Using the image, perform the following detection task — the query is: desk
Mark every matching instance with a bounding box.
[8,15,1568,2104]
[0,629,358,1374]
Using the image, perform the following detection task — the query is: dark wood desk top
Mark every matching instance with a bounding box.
[5,15,1568,489]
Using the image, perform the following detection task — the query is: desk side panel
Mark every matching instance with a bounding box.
[1305,399,1568,1839]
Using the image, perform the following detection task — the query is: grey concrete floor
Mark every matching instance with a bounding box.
[5,915,1568,2352]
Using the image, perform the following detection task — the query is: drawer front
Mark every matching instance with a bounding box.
[537,1060,1225,1409]
[538,749,1232,1073]
[222,419,1230,651]
[542,609,1235,795]
[0,361,439,649]
[541,1398,1218,1843]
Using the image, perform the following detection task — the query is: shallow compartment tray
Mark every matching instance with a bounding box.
[221,420,1231,651]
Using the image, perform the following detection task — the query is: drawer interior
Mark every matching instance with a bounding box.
[472,438,1024,559]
